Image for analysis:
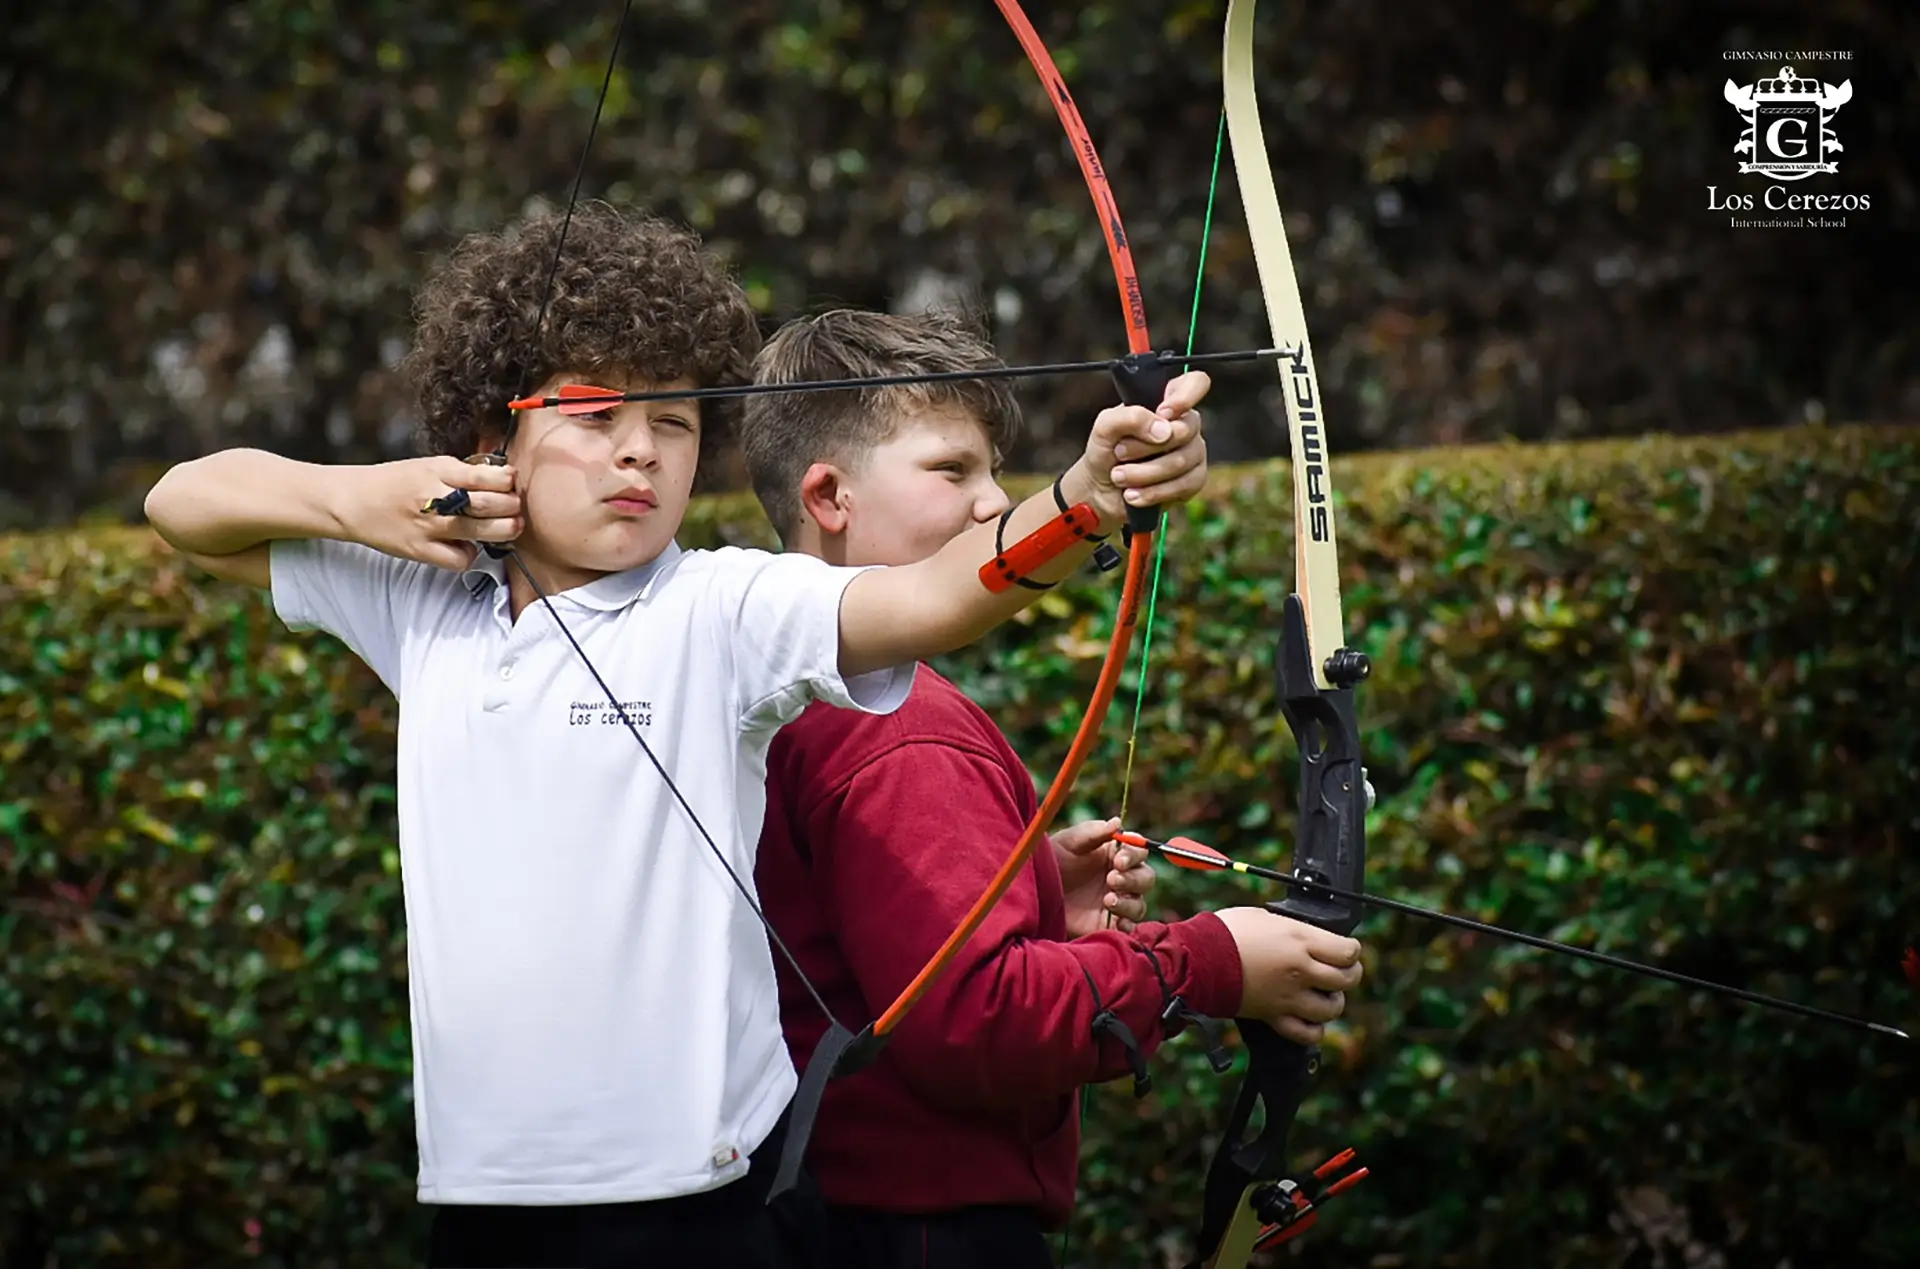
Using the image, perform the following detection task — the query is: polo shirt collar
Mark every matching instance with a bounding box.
[460,540,684,612]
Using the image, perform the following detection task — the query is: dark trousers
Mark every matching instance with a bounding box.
[823,1203,1055,1269]
[426,1111,827,1269]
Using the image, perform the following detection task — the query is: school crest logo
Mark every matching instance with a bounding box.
[1724,65,1851,180]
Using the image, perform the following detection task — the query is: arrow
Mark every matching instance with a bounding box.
[504,344,1297,412]
[1115,831,1910,1042]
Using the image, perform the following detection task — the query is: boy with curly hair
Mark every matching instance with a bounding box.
[743,309,1365,1268]
[142,205,1213,1269]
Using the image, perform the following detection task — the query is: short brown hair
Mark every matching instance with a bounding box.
[741,308,1020,542]
[404,201,761,469]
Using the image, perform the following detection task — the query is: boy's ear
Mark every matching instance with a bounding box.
[798,462,850,536]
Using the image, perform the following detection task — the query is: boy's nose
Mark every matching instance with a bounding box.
[615,427,659,467]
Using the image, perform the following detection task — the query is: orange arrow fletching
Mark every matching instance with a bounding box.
[1115,829,1231,871]
[507,384,625,414]
[553,384,625,414]
[1124,833,1229,872]
[1165,836,1231,870]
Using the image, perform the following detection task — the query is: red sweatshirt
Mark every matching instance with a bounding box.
[755,665,1243,1227]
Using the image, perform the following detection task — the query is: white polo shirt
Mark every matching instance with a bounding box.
[269,537,913,1205]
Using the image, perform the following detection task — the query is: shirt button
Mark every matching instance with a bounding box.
[499,664,514,680]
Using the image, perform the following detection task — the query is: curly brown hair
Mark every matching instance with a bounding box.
[740,308,1021,543]
[404,201,762,471]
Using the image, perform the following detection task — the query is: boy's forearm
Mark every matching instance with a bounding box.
[144,449,358,556]
[959,457,1121,586]
[840,463,1125,673]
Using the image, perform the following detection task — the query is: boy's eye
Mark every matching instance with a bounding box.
[657,414,694,431]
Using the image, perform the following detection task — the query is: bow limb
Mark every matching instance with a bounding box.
[1223,0,1346,672]
[988,0,1152,357]
[1190,2,1372,1265]
[862,0,1168,1044]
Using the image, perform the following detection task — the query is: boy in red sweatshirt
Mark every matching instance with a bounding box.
[743,309,1365,1267]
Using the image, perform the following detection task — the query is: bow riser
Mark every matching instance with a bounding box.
[1190,597,1368,1268]
[1194,1022,1318,1266]
[1273,593,1369,933]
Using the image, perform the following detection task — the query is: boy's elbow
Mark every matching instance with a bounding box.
[143,457,239,555]
[144,458,228,548]
[143,465,192,543]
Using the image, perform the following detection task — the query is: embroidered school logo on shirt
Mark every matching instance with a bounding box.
[568,699,653,728]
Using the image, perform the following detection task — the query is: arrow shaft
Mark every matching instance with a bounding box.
[1151,841,1907,1041]
[509,345,1292,410]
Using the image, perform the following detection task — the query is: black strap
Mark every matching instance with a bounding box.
[994,507,1056,591]
[1052,473,1123,573]
[1136,943,1236,1074]
[1080,964,1152,1098]
[767,1021,888,1202]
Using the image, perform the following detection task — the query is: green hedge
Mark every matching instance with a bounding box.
[4,424,1917,1268]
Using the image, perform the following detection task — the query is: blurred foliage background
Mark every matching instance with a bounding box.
[4,0,1919,1267]
[3,0,1916,528]
[4,427,1918,1267]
